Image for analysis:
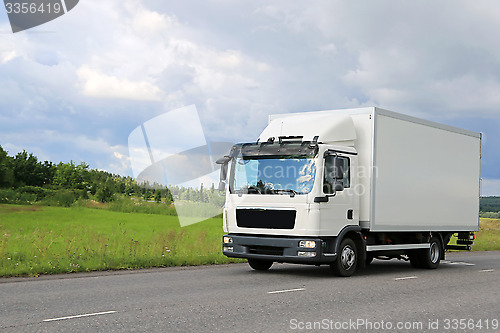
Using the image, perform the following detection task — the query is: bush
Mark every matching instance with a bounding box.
[16,186,58,201]
[0,188,37,204]
[54,191,77,207]
[96,187,114,203]
[480,211,500,219]
[18,192,37,203]
[95,179,116,203]
[106,197,177,215]
[38,190,77,207]
[0,188,19,203]
[16,186,45,199]
[154,190,162,203]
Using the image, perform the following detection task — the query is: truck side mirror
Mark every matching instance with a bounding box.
[218,181,226,192]
[216,156,231,165]
[216,155,230,192]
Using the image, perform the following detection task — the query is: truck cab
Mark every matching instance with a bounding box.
[219,139,363,275]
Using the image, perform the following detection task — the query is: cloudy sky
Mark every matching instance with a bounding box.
[0,1,499,195]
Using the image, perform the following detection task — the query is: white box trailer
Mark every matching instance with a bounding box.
[217,107,481,276]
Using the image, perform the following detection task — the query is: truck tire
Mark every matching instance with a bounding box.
[419,238,442,269]
[409,251,423,268]
[248,259,273,271]
[365,253,374,266]
[330,238,357,277]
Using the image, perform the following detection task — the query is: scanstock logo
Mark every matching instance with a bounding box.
[128,105,233,227]
[3,0,79,33]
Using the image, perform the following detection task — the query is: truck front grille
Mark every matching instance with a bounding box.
[247,246,284,256]
[236,209,296,229]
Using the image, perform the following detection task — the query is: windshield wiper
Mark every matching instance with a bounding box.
[247,186,262,194]
[273,189,298,197]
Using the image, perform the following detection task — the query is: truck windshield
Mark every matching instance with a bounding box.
[231,156,317,195]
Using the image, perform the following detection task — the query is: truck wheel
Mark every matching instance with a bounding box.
[330,238,357,277]
[248,259,273,271]
[366,253,374,266]
[420,238,442,269]
[409,251,423,268]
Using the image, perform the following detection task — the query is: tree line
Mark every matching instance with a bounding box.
[0,145,224,207]
[480,196,500,218]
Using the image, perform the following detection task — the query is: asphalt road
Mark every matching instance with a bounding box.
[1,251,499,332]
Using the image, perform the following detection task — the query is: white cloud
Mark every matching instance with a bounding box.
[1,50,17,64]
[113,151,130,161]
[216,50,243,69]
[77,66,162,101]
[130,4,175,36]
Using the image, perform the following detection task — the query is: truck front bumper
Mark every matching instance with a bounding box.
[222,234,337,264]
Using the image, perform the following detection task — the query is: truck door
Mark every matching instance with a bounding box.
[320,153,359,235]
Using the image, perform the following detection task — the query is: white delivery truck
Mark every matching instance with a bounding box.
[217,107,481,276]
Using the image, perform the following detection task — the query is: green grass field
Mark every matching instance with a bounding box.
[1,204,499,277]
[0,204,242,277]
[473,218,500,251]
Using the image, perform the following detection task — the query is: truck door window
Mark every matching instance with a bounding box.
[324,156,350,194]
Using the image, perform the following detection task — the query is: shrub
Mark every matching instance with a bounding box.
[0,188,38,204]
[107,197,177,215]
[18,192,37,203]
[54,191,77,207]
[480,211,500,219]
[0,189,18,203]
[38,190,77,207]
[95,179,115,203]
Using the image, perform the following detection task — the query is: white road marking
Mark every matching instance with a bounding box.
[268,288,305,294]
[43,310,117,322]
[394,276,418,281]
[480,269,495,272]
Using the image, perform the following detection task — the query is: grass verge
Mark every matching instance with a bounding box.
[472,218,500,251]
[0,204,242,277]
[1,205,499,277]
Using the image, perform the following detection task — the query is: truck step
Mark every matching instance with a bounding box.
[446,245,472,251]
[366,244,430,252]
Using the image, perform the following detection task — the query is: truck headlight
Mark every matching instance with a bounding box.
[223,246,234,252]
[299,240,316,248]
[223,236,233,244]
